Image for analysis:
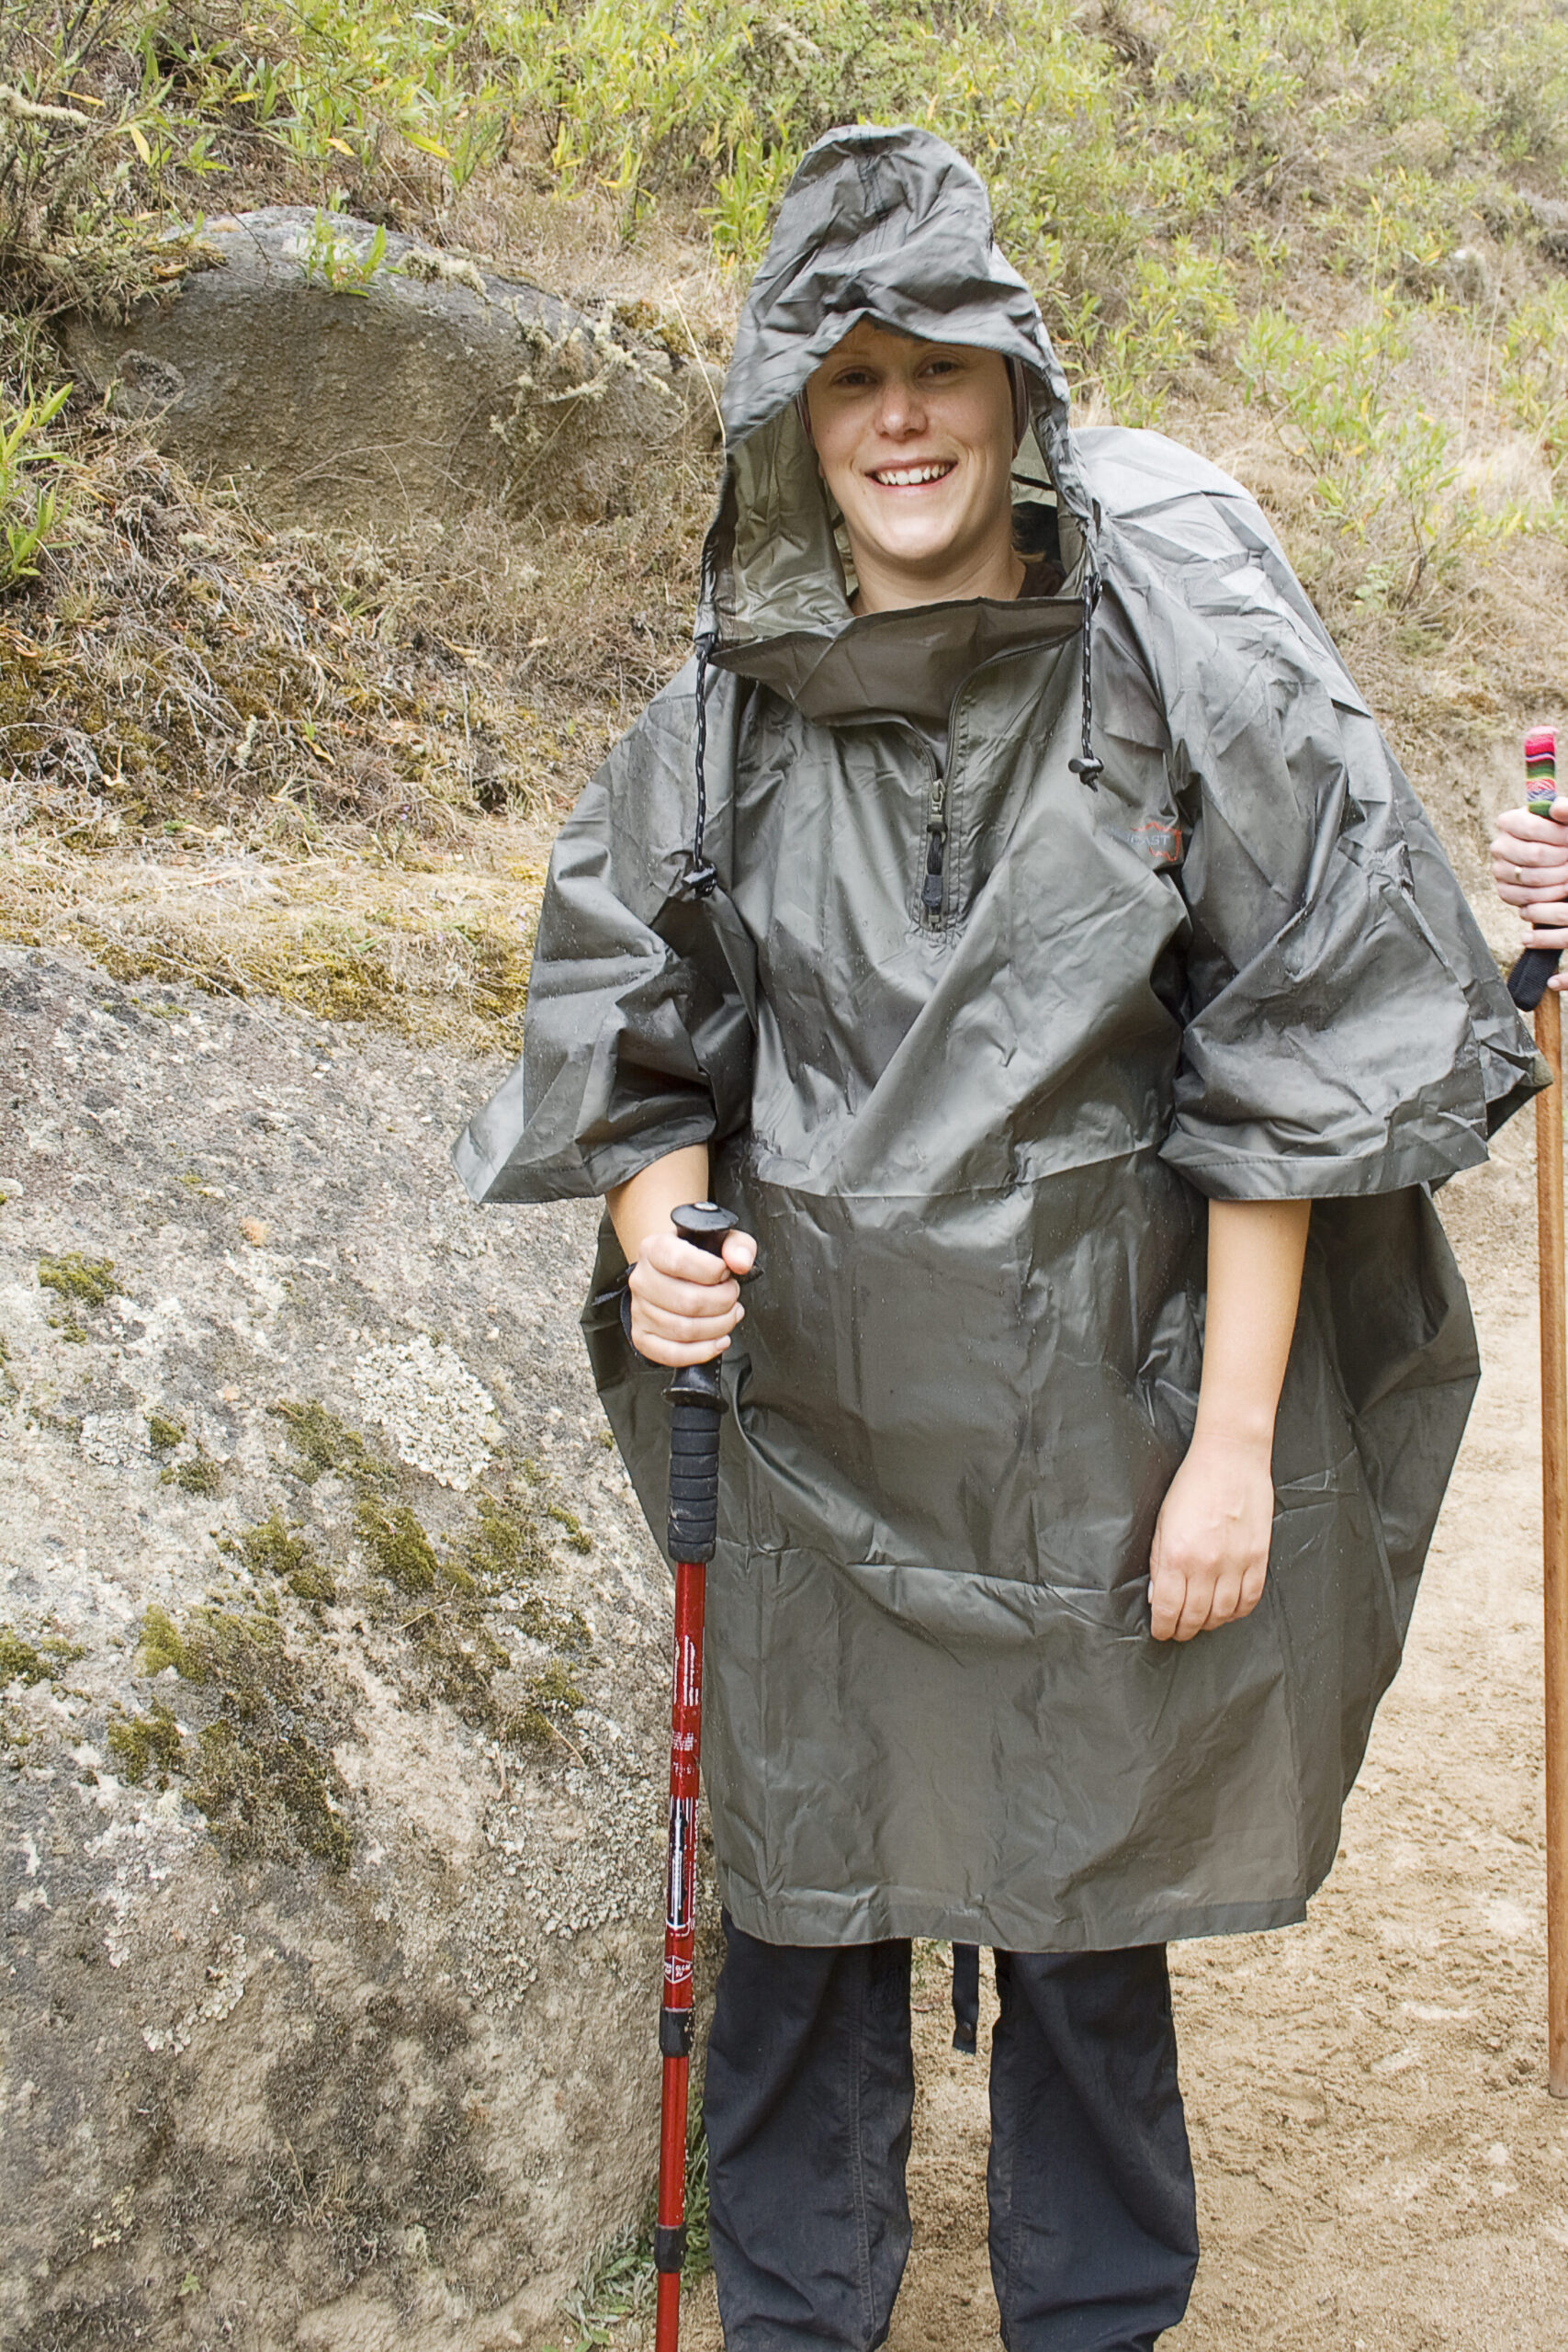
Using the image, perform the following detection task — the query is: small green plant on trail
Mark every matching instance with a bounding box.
[545,2123,711,2351]
[1237,304,1502,606]
[0,382,71,590]
[1500,283,1568,493]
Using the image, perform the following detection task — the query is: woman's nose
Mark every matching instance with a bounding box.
[874,378,925,437]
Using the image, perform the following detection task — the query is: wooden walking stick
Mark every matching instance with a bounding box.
[654,1201,738,2350]
[1506,727,1568,2098]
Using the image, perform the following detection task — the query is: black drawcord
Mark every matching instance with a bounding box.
[685,629,720,898]
[952,1943,980,2054]
[1067,564,1103,791]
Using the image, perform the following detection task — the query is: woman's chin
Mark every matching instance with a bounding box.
[855,526,968,580]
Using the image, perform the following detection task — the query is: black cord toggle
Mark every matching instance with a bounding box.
[1069,564,1103,791]
[684,629,721,898]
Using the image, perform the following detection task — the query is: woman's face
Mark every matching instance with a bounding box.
[803,322,1018,604]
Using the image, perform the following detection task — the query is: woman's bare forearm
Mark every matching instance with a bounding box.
[606,1144,711,1263]
[1194,1198,1312,1453]
[1148,1197,1310,1642]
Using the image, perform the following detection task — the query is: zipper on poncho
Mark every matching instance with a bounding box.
[921,771,948,918]
[918,689,971,929]
[909,616,1085,928]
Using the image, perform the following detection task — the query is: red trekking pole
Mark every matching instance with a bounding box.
[654,1201,738,2350]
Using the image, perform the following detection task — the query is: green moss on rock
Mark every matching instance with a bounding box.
[465,1495,552,1589]
[234,1512,338,1604]
[192,1721,352,1871]
[147,1412,186,1453]
[0,1627,48,1688]
[515,1594,592,1653]
[107,1701,185,1787]
[356,1498,442,1595]
[138,1603,197,1679]
[520,1658,586,1747]
[132,1600,353,1867]
[37,1252,120,1309]
[270,1397,395,1489]
[545,1500,592,1554]
[163,1453,223,1497]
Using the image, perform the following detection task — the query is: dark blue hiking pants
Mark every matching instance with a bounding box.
[703,1917,1199,2352]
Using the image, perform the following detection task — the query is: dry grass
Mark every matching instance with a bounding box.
[0,828,547,1046]
[0,372,723,1041]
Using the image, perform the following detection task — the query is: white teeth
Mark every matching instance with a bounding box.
[872,462,954,487]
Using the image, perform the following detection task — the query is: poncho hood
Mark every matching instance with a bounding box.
[697,125,1089,727]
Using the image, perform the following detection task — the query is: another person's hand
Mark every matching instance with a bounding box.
[1492,798,1568,990]
[626,1224,757,1367]
[1147,1432,1273,1642]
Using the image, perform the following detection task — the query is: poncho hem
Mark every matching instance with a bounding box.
[717,1875,1312,1953]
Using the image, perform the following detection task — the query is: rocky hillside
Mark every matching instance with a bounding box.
[0,945,714,2350]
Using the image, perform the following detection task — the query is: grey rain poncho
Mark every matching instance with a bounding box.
[457,127,1543,1951]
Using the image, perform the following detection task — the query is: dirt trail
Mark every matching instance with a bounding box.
[682,1107,1568,2351]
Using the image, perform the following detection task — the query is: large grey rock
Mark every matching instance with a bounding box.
[0,948,708,2350]
[60,209,723,526]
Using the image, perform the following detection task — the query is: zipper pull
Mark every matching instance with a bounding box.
[921,824,946,912]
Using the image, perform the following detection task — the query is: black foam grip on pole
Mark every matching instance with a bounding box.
[666,1381,722,1562]
[664,1203,739,1564]
[1509,945,1562,1012]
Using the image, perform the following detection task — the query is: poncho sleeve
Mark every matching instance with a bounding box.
[453,668,754,1204]
[1098,565,1543,1204]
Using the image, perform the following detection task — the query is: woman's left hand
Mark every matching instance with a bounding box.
[1148,1432,1274,1643]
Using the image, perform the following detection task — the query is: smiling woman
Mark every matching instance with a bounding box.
[802,322,1025,610]
[455,122,1544,2352]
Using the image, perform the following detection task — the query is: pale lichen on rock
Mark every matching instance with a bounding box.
[352,1329,501,1488]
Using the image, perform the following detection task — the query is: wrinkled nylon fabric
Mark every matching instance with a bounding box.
[455,124,1544,1951]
